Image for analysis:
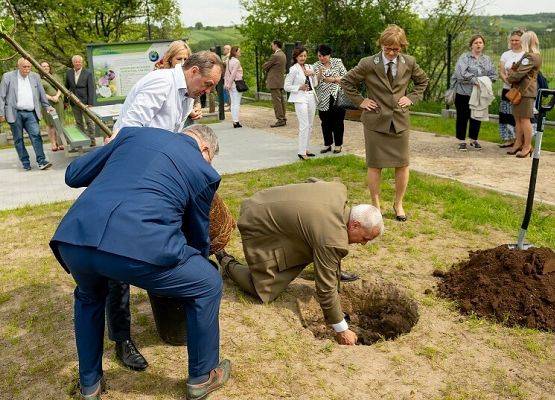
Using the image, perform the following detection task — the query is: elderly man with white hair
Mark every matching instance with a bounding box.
[65,54,96,145]
[216,180,384,345]
[0,57,53,170]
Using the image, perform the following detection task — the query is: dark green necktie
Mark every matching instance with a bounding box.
[387,61,394,85]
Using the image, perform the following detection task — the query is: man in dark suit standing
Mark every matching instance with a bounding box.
[262,40,287,127]
[65,55,96,146]
[50,125,231,400]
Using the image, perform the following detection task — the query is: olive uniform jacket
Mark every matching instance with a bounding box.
[262,49,287,89]
[237,181,351,324]
[507,53,542,98]
[340,53,428,134]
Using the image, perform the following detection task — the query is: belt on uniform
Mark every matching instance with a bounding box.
[17,108,35,112]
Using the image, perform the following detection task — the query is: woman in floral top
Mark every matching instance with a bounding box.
[313,44,348,154]
[451,34,497,151]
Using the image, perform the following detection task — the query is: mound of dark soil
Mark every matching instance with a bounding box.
[435,245,555,331]
[297,280,419,345]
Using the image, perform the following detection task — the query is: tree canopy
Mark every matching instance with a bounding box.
[3,0,186,68]
[240,0,478,100]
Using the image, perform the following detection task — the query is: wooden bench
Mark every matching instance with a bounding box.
[50,110,92,157]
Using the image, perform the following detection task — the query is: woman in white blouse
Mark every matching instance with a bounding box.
[498,29,524,148]
[224,46,244,128]
[284,46,319,160]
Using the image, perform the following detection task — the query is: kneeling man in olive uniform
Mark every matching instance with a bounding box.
[216,181,383,345]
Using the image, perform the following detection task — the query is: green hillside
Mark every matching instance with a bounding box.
[187,27,244,51]
[490,13,555,31]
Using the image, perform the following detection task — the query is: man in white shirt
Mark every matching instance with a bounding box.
[0,58,53,170]
[112,51,223,136]
[104,50,224,373]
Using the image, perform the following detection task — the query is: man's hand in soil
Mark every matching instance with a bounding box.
[335,329,358,345]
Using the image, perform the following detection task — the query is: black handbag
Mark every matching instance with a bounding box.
[333,88,358,110]
[234,79,248,92]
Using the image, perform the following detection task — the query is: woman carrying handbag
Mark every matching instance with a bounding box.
[506,31,542,158]
[224,46,245,128]
[284,46,319,160]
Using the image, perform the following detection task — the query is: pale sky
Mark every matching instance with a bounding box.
[178,0,555,27]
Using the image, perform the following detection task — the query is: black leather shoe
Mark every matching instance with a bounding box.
[393,205,407,222]
[340,271,360,282]
[115,339,148,371]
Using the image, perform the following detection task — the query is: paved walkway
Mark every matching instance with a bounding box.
[239,105,555,206]
[0,123,306,210]
[1,108,554,210]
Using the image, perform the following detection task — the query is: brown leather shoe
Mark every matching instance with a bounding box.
[78,376,106,400]
[186,359,231,400]
[270,121,286,127]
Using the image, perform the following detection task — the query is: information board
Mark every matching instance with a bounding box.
[86,40,177,105]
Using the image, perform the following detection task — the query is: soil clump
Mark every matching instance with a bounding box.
[297,279,419,345]
[436,245,555,330]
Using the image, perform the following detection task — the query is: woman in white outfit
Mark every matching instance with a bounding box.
[284,46,319,160]
[224,46,244,128]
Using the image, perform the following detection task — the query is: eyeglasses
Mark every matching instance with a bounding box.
[383,47,401,54]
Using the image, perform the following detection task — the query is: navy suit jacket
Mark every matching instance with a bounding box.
[50,127,221,272]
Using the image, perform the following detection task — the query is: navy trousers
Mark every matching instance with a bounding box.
[57,243,222,388]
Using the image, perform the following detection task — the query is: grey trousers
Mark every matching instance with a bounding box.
[72,106,96,140]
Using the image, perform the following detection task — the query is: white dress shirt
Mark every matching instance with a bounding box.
[74,68,82,84]
[382,52,398,79]
[16,72,35,111]
[113,66,195,133]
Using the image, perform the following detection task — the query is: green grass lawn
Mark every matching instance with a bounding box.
[1,155,554,399]
[216,155,554,248]
[410,114,555,151]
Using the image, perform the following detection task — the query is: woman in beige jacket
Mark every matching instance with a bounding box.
[507,31,542,158]
[341,25,428,221]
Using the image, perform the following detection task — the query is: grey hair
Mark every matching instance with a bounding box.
[71,55,83,63]
[184,124,219,156]
[17,57,31,67]
[349,204,384,236]
[183,51,224,76]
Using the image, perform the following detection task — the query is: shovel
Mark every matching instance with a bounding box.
[509,89,555,250]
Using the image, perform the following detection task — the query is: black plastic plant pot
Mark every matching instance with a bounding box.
[148,292,187,346]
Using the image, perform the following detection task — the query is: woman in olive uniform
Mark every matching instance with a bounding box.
[507,31,542,158]
[340,25,428,221]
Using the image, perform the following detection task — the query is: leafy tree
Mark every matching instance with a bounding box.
[6,0,187,68]
[195,22,204,30]
[241,0,477,100]
[410,0,477,99]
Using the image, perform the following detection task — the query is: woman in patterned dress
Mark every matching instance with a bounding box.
[313,44,348,154]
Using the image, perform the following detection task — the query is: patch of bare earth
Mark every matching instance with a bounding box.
[1,149,554,399]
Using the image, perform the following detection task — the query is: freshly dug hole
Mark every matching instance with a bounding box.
[297,279,419,345]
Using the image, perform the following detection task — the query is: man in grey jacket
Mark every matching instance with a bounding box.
[0,58,53,170]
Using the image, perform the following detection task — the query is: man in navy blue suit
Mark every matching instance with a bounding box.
[50,125,231,400]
